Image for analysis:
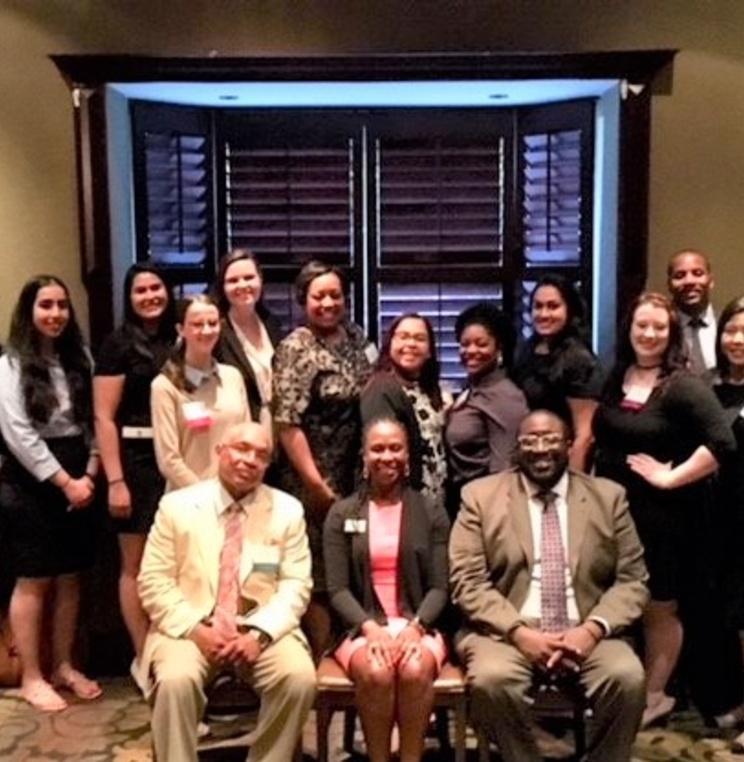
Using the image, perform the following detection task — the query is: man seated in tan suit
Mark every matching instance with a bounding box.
[138,421,315,762]
[450,410,649,762]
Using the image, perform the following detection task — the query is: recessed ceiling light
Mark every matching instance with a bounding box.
[219,94,239,101]
[488,94,508,100]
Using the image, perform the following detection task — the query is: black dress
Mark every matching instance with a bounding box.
[512,334,603,425]
[95,325,171,534]
[714,382,744,626]
[595,370,739,717]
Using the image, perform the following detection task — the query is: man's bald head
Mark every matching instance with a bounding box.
[217,421,272,498]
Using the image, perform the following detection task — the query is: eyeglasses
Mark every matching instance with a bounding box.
[393,331,429,344]
[516,433,565,450]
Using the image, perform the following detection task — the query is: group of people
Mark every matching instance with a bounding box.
[0,245,743,762]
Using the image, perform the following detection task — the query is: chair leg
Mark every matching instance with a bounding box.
[476,725,491,762]
[293,739,304,762]
[453,700,467,762]
[343,707,356,752]
[574,707,587,759]
[316,705,332,762]
[435,706,452,750]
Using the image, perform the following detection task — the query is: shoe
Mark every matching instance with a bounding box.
[732,729,744,753]
[197,721,211,739]
[641,694,675,728]
[20,679,68,712]
[714,704,744,729]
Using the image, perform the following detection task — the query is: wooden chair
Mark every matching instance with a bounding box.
[476,679,588,761]
[199,672,303,761]
[314,656,468,762]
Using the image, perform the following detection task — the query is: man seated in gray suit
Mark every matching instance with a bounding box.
[450,409,649,762]
[138,421,315,762]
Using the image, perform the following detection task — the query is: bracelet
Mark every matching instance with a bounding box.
[108,478,125,486]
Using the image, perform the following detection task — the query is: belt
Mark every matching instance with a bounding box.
[122,426,154,439]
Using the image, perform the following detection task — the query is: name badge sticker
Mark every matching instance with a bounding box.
[739,406,744,419]
[344,518,367,534]
[182,401,212,430]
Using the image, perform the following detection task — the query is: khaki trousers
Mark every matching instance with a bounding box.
[459,634,645,762]
[149,632,316,762]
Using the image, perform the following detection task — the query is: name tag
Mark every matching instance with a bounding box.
[182,401,212,430]
[344,518,367,534]
[364,343,379,365]
[739,406,744,419]
[252,544,281,569]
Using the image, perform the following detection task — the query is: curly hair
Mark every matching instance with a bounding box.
[455,302,517,369]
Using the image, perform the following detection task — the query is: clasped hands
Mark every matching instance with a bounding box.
[511,623,601,676]
[362,620,423,669]
[190,622,263,667]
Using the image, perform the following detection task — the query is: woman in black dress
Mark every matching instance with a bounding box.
[0,276,100,711]
[361,313,448,508]
[512,274,602,471]
[213,249,283,436]
[93,264,175,662]
[593,292,735,727]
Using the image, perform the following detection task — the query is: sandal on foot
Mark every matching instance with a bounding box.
[641,694,675,728]
[52,668,102,701]
[21,680,68,712]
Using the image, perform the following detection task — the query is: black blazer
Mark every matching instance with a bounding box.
[360,373,424,490]
[215,312,284,421]
[323,486,450,636]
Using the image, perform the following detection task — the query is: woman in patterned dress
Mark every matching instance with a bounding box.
[361,313,449,509]
[272,260,376,658]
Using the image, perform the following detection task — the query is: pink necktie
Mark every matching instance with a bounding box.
[213,503,243,637]
[539,491,569,632]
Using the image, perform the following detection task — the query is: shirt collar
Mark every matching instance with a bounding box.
[680,303,715,329]
[216,480,258,517]
[521,470,569,502]
[184,361,220,388]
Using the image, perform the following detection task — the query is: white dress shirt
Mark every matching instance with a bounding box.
[680,303,717,371]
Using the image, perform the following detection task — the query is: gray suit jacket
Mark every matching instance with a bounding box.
[449,468,649,639]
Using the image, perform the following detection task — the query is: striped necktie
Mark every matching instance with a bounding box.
[213,502,243,637]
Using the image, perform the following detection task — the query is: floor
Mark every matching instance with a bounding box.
[1,677,743,761]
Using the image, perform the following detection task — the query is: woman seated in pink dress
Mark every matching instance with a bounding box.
[323,417,450,762]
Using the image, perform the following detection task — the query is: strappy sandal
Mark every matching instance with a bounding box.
[52,667,102,701]
[21,680,68,712]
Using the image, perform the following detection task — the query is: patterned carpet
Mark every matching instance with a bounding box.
[1,677,743,761]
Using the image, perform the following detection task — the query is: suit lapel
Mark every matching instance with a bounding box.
[240,485,274,582]
[195,489,222,596]
[566,474,590,577]
[509,477,534,569]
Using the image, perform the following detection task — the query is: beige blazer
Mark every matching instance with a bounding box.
[449,468,649,639]
[137,478,311,694]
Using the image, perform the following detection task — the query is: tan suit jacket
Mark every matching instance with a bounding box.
[137,478,311,695]
[449,468,649,639]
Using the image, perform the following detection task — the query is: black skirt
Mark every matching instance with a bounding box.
[113,438,165,535]
[0,436,99,578]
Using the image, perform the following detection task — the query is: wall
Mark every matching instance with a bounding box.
[1,0,743,338]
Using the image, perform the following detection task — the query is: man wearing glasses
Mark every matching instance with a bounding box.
[449,409,649,762]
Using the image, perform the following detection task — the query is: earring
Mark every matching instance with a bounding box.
[362,466,369,481]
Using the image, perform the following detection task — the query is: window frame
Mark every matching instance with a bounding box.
[51,50,676,348]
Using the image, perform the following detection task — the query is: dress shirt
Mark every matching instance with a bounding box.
[184,361,220,389]
[519,472,579,626]
[680,304,717,371]
[0,354,84,481]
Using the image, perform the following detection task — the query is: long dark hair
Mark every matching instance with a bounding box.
[603,291,686,401]
[212,248,271,321]
[529,274,589,346]
[121,263,176,359]
[373,312,443,410]
[7,274,91,425]
[716,295,744,379]
[161,294,219,392]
